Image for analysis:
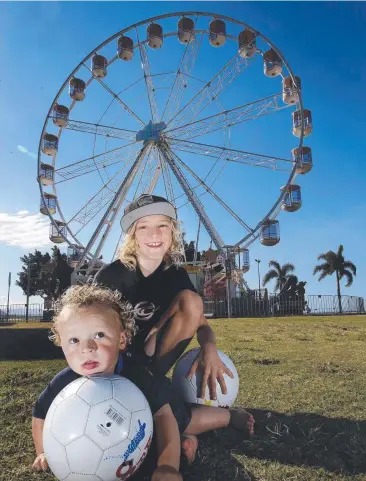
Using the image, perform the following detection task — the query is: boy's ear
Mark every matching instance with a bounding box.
[119,331,127,351]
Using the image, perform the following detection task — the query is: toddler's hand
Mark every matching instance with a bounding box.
[32,453,48,472]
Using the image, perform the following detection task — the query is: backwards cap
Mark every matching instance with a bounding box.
[121,194,177,232]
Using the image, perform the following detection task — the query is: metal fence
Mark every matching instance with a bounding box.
[0,294,364,323]
[203,294,365,318]
[0,304,44,322]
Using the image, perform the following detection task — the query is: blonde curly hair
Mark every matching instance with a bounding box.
[50,285,136,347]
[118,217,185,270]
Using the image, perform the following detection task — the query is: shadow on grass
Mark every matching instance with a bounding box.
[130,429,256,481]
[226,407,366,475]
[131,407,366,479]
[0,328,63,360]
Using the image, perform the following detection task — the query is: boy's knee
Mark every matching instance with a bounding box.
[177,290,203,318]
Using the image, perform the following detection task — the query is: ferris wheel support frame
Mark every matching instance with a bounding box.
[162,26,203,122]
[37,11,306,285]
[170,149,254,235]
[166,53,255,132]
[78,142,152,271]
[135,29,160,124]
[159,142,226,253]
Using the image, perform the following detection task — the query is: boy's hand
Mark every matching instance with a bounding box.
[32,453,48,472]
[186,344,234,400]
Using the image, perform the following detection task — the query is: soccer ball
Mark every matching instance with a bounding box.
[43,374,153,481]
[172,348,239,408]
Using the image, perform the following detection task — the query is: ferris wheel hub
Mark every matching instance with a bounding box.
[136,120,167,143]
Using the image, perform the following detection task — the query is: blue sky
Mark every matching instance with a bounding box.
[0,2,365,304]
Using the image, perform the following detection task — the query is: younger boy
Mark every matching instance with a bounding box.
[32,285,254,481]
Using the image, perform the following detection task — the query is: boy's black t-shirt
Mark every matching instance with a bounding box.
[95,260,196,336]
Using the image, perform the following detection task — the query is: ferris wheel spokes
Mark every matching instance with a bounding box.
[53,142,140,182]
[160,143,226,252]
[170,150,254,236]
[131,145,161,198]
[167,137,293,171]
[158,150,176,205]
[82,63,145,126]
[165,93,289,141]
[165,53,256,131]
[161,28,204,122]
[62,119,137,141]
[68,162,139,235]
[77,142,153,270]
[135,29,160,124]
[142,148,162,194]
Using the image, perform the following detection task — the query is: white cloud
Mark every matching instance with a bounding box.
[0,295,24,305]
[17,145,37,160]
[17,210,29,217]
[0,211,52,249]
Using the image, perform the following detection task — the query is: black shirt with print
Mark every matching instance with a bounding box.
[95,260,196,339]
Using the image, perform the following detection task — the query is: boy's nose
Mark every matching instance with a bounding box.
[81,340,97,352]
[150,227,160,237]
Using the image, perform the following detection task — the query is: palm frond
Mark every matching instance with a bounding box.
[313,263,331,276]
[343,261,357,276]
[263,269,279,286]
[268,260,281,274]
[281,263,295,275]
[337,244,344,258]
[342,269,354,287]
[317,250,337,263]
[317,270,331,282]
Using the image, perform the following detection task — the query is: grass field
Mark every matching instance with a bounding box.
[1,316,366,481]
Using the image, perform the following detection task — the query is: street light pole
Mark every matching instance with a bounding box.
[26,263,31,322]
[6,272,11,322]
[225,246,232,319]
[255,259,261,294]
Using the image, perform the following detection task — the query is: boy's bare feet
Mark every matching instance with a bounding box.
[181,434,198,464]
[229,407,255,435]
[151,465,183,481]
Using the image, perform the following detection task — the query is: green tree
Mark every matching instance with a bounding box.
[313,245,356,314]
[50,246,74,298]
[262,260,296,292]
[16,247,73,302]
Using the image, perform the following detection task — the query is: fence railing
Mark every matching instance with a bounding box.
[203,294,365,318]
[0,294,364,322]
[0,304,44,322]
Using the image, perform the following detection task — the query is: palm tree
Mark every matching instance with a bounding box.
[262,260,296,292]
[313,245,356,314]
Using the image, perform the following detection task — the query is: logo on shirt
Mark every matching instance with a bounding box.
[133,301,159,321]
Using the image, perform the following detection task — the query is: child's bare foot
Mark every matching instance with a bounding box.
[229,407,255,435]
[181,434,198,464]
[151,465,183,481]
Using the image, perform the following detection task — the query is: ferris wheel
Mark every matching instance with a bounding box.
[37,11,313,289]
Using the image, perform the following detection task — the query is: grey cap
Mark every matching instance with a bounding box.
[121,194,177,232]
